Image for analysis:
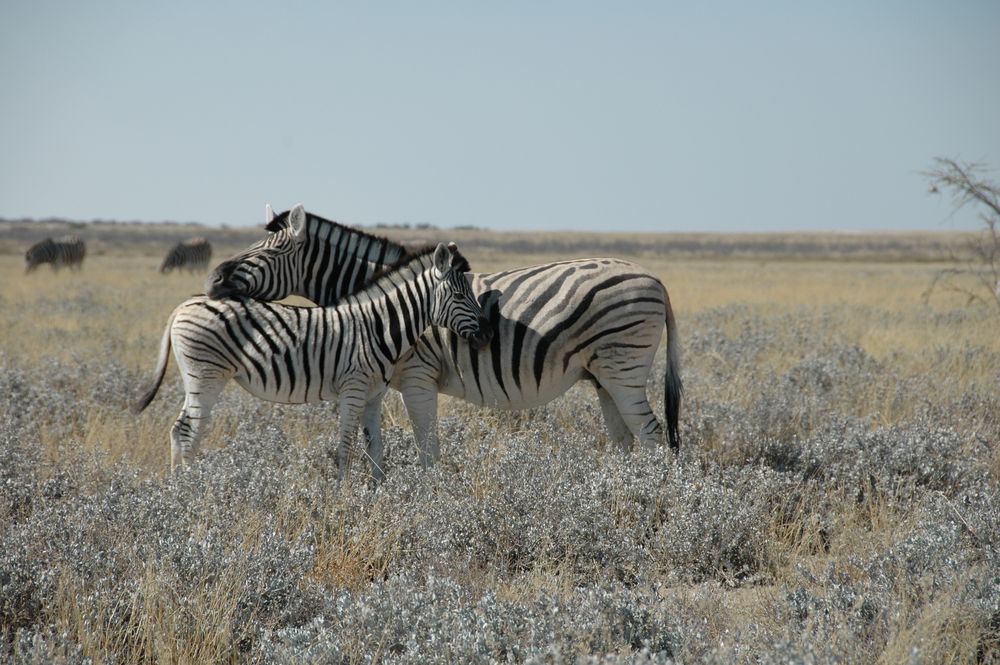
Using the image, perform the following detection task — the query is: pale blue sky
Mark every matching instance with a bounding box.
[1,1,997,232]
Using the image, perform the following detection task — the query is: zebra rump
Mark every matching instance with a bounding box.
[161,237,212,273]
[25,236,86,273]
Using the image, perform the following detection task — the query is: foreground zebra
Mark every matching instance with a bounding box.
[25,236,86,272]
[161,237,213,273]
[207,205,682,465]
[136,236,490,479]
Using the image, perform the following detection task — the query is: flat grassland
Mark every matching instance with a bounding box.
[1,221,998,663]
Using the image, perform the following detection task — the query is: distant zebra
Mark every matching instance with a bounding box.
[25,236,86,273]
[136,232,491,479]
[207,205,682,466]
[161,237,212,273]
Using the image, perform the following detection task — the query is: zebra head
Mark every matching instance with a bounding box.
[25,237,54,273]
[430,243,493,350]
[206,204,309,300]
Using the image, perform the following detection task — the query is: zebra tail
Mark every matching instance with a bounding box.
[133,313,175,414]
[663,286,683,452]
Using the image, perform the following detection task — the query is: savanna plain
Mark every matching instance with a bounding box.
[1,221,998,663]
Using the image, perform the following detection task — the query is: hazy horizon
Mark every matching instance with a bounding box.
[2,2,998,233]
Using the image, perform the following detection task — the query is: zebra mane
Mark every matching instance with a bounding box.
[266,209,406,256]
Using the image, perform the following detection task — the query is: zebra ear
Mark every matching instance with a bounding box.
[288,204,307,239]
[432,243,451,274]
[265,204,274,224]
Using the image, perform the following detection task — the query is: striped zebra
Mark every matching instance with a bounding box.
[136,232,491,480]
[25,236,86,273]
[206,204,408,303]
[161,237,213,273]
[207,206,682,465]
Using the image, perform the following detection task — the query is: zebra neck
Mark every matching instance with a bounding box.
[301,215,408,305]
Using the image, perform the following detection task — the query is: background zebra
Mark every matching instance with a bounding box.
[136,234,491,480]
[24,236,86,273]
[207,205,682,466]
[160,237,212,273]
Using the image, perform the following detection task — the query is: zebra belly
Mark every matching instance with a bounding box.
[395,331,590,410]
[436,350,587,409]
[232,371,330,405]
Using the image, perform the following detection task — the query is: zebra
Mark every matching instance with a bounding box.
[206,204,408,303]
[25,236,86,273]
[161,237,213,273]
[135,233,491,480]
[206,205,682,466]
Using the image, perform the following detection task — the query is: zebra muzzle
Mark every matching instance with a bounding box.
[470,317,493,350]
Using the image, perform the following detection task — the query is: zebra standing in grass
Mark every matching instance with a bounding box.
[160,237,213,273]
[136,233,491,480]
[207,205,682,466]
[25,236,86,273]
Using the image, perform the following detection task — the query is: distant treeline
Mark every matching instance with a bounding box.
[0,217,970,262]
[373,222,484,231]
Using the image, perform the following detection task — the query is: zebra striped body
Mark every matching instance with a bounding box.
[161,237,212,273]
[136,233,490,480]
[391,259,680,463]
[208,206,682,465]
[25,236,86,272]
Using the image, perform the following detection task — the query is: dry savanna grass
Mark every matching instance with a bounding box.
[1,224,998,663]
[3,244,991,464]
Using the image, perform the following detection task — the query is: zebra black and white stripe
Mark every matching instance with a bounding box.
[206,204,408,303]
[207,206,682,465]
[161,237,212,273]
[136,232,491,480]
[25,236,86,273]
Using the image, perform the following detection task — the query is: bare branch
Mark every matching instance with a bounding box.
[922,157,1000,311]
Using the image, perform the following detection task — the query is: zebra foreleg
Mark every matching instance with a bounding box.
[398,377,441,468]
[336,387,367,482]
[362,391,387,484]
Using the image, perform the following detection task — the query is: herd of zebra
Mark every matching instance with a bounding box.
[128,204,682,481]
[24,236,212,273]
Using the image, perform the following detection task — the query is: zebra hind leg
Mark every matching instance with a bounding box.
[594,376,665,452]
[169,380,226,471]
[595,384,634,453]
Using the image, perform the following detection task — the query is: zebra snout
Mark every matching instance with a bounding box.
[205,268,236,299]
[470,317,493,349]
